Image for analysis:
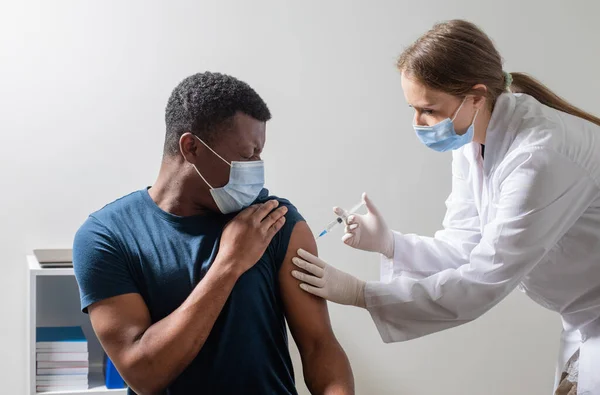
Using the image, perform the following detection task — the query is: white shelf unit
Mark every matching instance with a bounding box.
[26,255,128,395]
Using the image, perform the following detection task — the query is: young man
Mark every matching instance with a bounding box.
[73,72,354,395]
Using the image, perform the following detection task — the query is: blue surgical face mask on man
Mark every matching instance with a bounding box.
[192,136,265,214]
[413,97,479,152]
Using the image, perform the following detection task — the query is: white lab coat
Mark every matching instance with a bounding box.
[365,93,600,394]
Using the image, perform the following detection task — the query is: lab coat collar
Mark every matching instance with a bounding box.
[462,93,518,175]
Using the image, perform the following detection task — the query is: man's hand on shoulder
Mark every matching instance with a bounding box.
[215,200,288,276]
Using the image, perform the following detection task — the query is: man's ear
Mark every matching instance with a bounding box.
[179,133,199,163]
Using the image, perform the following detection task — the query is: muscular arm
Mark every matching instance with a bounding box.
[279,221,354,395]
[88,262,238,395]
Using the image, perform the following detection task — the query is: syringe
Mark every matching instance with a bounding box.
[315,201,366,240]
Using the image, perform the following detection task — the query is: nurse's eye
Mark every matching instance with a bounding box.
[422,109,434,115]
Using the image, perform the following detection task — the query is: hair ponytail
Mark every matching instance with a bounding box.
[509,72,600,127]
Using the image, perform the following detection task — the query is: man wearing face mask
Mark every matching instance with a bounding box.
[72,72,354,395]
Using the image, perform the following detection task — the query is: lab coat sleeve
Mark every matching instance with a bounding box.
[381,152,482,279]
[366,148,600,343]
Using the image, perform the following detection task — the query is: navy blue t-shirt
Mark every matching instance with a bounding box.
[72,188,304,395]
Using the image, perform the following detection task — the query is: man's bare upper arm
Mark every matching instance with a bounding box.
[88,293,151,368]
[279,221,335,353]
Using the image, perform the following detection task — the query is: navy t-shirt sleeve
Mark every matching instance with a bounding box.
[268,198,306,268]
[72,215,140,313]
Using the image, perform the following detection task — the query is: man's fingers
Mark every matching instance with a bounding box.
[261,206,288,229]
[265,216,286,239]
[253,200,280,222]
[291,270,325,287]
[237,203,261,218]
[292,257,325,278]
[296,249,327,269]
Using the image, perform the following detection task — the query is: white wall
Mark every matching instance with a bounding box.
[2,0,599,393]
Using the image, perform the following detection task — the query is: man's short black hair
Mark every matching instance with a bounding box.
[164,72,271,156]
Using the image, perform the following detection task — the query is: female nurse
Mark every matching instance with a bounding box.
[292,19,600,395]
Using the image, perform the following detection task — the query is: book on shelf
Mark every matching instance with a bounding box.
[37,361,89,369]
[36,374,89,383]
[32,248,73,268]
[36,383,89,393]
[36,326,89,390]
[37,367,89,375]
[36,326,87,351]
[37,352,89,362]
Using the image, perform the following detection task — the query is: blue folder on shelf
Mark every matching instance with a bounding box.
[36,326,87,345]
[104,354,126,389]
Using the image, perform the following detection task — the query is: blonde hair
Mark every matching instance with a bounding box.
[397,19,600,127]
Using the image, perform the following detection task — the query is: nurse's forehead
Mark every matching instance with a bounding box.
[401,73,448,106]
